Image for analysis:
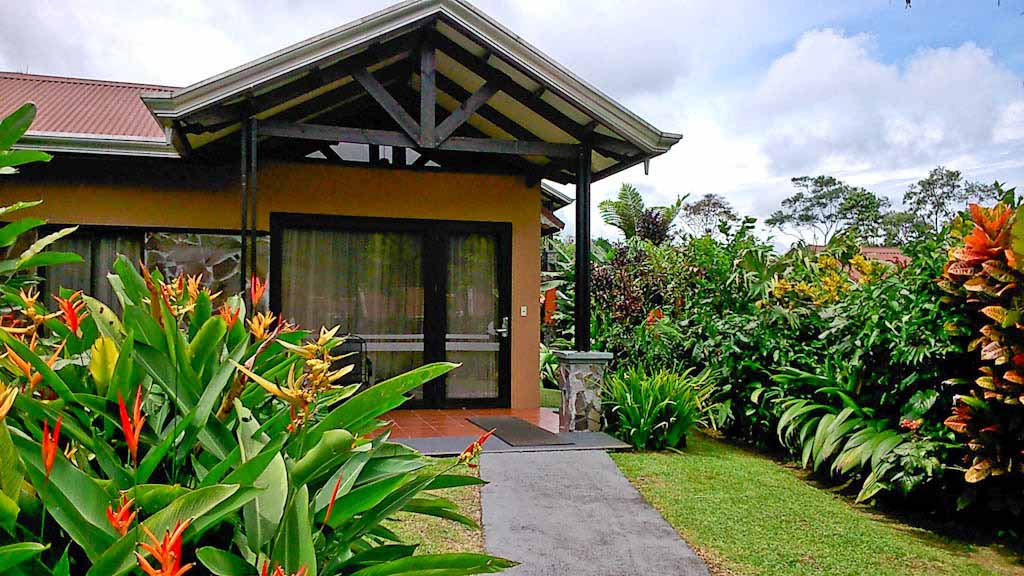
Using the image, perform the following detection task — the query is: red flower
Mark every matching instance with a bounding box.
[262,561,308,576]
[218,303,240,330]
[900,418,922,431]
[107,494,138,536]
[457,428,496,468]
[53,291,89,335]
[322,472,345,529]
[250,275,267,306]
[41,416,62,481]
[646,308,665,326]
[136,518,193,576]
[118,385,146,465]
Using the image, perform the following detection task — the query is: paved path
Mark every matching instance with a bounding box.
[480,451,709,576]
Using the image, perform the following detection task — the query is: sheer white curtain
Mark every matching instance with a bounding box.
[445,233,499,399]
[280,228,425,382]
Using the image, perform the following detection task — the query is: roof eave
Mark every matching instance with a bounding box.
[15,131,180,158]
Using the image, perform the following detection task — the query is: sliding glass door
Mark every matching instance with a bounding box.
[272,214,511,408]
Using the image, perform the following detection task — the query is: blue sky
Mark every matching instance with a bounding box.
[0,0,1021,245]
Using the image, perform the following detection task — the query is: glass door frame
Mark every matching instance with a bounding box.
[269,212,513,409]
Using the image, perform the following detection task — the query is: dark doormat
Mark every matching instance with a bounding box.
[467,416,572,446]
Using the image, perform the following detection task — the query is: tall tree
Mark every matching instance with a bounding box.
[681,193,739,237]
[766,176,888,245]
[599,183,684,244]
[903,166,999,231]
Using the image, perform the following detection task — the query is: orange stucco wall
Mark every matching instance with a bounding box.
[2,157,541,408]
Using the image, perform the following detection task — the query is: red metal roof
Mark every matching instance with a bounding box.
[0,72,177,139]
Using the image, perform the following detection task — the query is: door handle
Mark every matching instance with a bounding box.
[495,316,510,338]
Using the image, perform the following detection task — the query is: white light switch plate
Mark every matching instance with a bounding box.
[520,305,528,317]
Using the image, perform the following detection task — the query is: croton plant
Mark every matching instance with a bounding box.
[0,205,513,574]
[939,189,1024,484]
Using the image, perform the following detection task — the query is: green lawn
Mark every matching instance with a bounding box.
[386,458,484,555]
[613,433,1024,576]
[540,386,560,409]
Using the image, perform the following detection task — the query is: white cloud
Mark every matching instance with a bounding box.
[737,30,1023,175]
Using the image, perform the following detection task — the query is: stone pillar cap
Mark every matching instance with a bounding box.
[552,350,614,363]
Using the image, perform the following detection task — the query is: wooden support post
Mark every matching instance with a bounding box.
[574,144,592,352]
[419,36,436,148]
[248,118,259,292]
[369,144,381,164]
[239,122,250,298]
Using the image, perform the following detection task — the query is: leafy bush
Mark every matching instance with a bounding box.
[602,367,718,450]
[940,195,1024,492]
[0,254,517,575]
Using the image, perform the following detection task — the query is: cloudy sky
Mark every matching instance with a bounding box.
[2,0,1022,243]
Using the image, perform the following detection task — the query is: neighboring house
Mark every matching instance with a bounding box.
[807,245,910,280]
[0,0,679,409]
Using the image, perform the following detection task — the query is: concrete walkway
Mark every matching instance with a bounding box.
[480,451,709,576]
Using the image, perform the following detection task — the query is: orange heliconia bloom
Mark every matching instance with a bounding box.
[106,494,138,536]
[250,275,267,306]
[219,303,241,330]
[118,385,146,465]
[136,519,194,576]
[262,561,308,576]
[41,416,62,481]
[6,336,64,391]
[53,291,89,335]
[322,472,345,529]
[0,381,16,420]
[457,428,496,468]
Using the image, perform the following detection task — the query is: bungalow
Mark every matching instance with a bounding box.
[0,0,680,410]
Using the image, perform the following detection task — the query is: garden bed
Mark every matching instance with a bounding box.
[612,433,1024,576]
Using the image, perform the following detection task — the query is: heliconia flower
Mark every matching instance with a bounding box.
[0,381,16,420]
[136,518,193,576]
[106,494,138,536]
[53,291,89,335]
[457,428,496,468]
[118,385,146,465]
[322,472,345,529]
[185,274,203,303]
[231,361,312,412]
[248,311,277,340]
[219,303,241,330]
[645,308,664,326]
[250,275,267,306]
[6,336,64,391]
[262,560,308,576]
[41,416,62,481]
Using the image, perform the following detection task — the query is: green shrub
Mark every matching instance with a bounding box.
[602,367,717,450]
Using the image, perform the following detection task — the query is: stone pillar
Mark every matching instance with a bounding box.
[554,350,613,432]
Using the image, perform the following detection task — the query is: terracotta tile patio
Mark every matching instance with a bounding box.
[383,408,560,439]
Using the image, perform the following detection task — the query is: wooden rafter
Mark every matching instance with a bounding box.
[259,120,577,158]
[431,30,640,159]
[353,67,421,141]
[434,80,499,144]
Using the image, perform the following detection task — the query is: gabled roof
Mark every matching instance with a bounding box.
[8,0,681,180]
